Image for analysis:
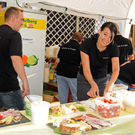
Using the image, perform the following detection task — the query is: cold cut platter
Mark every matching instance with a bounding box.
[0,109,30,128]
[47,113,112,135]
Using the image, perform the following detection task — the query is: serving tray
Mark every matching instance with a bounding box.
[0,114,31,128]
[47,113,112,135]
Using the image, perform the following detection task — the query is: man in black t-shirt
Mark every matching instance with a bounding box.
[0,7,29,110]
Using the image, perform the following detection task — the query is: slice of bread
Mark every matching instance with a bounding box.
[50,102,60,108]
[78,120,92,131]
[59,121,81,133]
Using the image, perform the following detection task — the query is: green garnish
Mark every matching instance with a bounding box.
[49,108,53,115]
[53,111,62,117]
[77,106,85,111]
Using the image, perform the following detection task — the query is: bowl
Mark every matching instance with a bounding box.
[95,97,122,118]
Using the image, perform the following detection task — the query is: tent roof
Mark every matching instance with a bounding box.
[17,0,135,21]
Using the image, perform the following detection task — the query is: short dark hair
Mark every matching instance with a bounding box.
[71,32,83,42]
[4,6,23,21]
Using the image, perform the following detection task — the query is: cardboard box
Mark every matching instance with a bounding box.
[130,89,135,91]
[43,90,59,103]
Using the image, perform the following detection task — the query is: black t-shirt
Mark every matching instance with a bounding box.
[57,40,81,78]
[79,37,119,79]
[115,35,133,64]
[108,35,133,73]
[0,25,22,92]
[118,60,135,85]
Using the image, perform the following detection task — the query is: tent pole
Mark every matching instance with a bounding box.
[76,16,79,32]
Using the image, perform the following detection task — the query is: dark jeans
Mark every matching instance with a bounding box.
[77,72,108,101]
[0,89,24,110]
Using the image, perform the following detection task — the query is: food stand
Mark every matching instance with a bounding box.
[0,1,135,134]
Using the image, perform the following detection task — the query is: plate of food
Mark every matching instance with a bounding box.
[0,109,31,127]
[48,101,94,121]
[47,113,112,135]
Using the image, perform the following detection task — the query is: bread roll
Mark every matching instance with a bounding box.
[59,121,80,133]
[50,102,60,111]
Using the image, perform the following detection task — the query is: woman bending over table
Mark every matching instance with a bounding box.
[77,22,119,101]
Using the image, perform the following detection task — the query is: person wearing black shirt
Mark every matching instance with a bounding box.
[115,60,135,89]
[108,23,134,74]
[77,22,119,101]
[0,7,29,110]
[53,32,83,104]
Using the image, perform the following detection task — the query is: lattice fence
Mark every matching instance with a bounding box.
[95,19,106,33]
[78,17,95,39]
[44,9,106,47]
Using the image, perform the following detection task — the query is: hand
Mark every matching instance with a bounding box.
[22,82,29,98]
[103,84,112,96]
[87,83,99,98]
[51,65,55,70]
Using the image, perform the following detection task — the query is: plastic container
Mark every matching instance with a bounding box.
[45,47,54,57]
[44,63,50,82]
[49,72,53,80]
[24,95,42,116]
[45,45,60,58]
[49,67,54,80]
[31,101,50,125]
[113,84,128,91]
[53,72,57,84]
[115,90,135,113]
[95,97,122,118]
[53,46,60,58]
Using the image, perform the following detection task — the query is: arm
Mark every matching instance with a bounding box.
[128,39,134,61]
[120,54,134,67]
[104,57,119,95]
[51,58,60,70]
[11,56,29,97]
[80,51,99,98]
[120,61,130,66]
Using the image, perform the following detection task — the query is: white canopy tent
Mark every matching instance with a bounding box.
[17,0,135,20]
[4,0,135,37]
[16,0,135,37]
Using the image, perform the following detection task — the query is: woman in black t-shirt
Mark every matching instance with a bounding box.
[77,22,119,101]
[52,32,83,104]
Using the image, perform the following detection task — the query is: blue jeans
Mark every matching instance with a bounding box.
[115,78,130,90]
[57,75,78,104]
[107,74,130,90]
[0,89,24,110]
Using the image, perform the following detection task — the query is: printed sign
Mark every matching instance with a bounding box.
[0,11,46,30]
[21,18,46,30]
